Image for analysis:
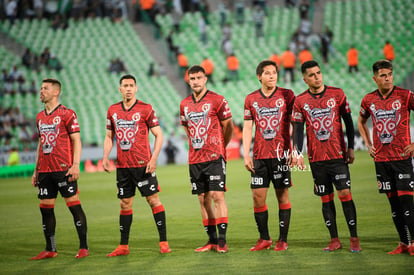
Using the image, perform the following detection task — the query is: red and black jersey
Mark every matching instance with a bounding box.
[360,86,414,162]
[180,90,232,164]
[292,86,350,162]
[244,87,295,159]
[107,100,159,168]
[36,104,80,172]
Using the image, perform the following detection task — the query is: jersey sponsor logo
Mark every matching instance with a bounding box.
[303,99,336,141]
[219,182,224,188]
[398,173,411,179]
[252,100,283,140]
[113,113,139,151]
[184,104,211,150]
[222,99,231,116]
[369,102,401,144]
[244,109,251,116]
[334,174,347,180]
[209,175,221,181]
[409,181,414,189]
[137,180,149,187]
[58,181,67,187]
[38,119,60,154]
[293,111,302,120]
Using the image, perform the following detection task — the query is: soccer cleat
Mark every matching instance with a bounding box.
[217,240,228,253]
[75,248,89,258]
[323,238,342,252]
[159,241,171,254]
[350,237,361,253]
[107,245,130,257]
[30,251,58,260]
[388,242,409,255]
[194,242,217,252]
[409,243,414,256]
[250,238,273,251]
[274,240,288,251]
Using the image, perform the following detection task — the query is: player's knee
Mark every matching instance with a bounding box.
[120,198,133,210]
[146,194,161,208]
[337,189,351,199]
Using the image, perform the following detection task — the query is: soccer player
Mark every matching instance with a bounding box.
[103,74,171,256]
[180,65,233,253]
[292,60,361,252]
[31,78,88,260]
[358,60,414,255]
[243,60,294,251]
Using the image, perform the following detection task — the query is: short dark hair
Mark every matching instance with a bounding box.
[372,59,393,74]
[188,65,205,76]
[120,74,136,84]
[42,78,61,90]
[256,60,278,76]
[301,60,320,74]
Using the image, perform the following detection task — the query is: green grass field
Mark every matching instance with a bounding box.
[1,151,413,274]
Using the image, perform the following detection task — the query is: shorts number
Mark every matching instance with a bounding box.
[378,181,391,190]
[251,177,263,186]
[119,188,124,196]
[192,183,197,191]
[39,188,48,196]
[316,185,325,193]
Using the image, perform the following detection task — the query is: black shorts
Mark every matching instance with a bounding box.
[189,157,226,195]
[116,167,159,198]
[310,159,351,196]
[250,158,291,189]
[375,159,414,193]
[37,171,78,199]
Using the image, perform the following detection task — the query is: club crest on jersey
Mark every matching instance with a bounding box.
[303,98,336,141]
[184,104,211,150]
[132,112,141,121]
[252,100,283,140]
[38,119,60,154]
[369,102,401,144]
[113,113,139,151]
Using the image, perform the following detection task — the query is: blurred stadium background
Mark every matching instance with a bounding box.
[0,0,413,176]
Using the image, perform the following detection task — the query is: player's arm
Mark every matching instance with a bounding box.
[292,121,306,170]
[32,139,41,187]
[67,132,81,182]
[147,125,163,174]
[220,117,234,147]
[342,112,355,164]
[357,115,375,158]
[103,129,114,173]
[242,119,254,173]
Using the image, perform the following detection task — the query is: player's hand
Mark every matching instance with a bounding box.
[346,148,355,164]
[146,158,157,174]
[404,143,414,156]
[103,158,111,173]
[66,164,80,182]
[296,156,306,170]
[32,172,38,187]
[244,155,255,173]
[368,145,376,158]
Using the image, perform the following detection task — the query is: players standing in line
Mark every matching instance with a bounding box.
[31,78,89,260]
[292,60,361,252]
[243,60,294,251]
[358,60,414,255]
[103,74,171,256]
[180,65,233,253]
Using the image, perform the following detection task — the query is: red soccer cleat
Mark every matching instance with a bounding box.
[350,237,361,253]
[250,238,273,251]
[159,241,171,254]
[107,245,130,257]
[217,242,228,253]
[274,240,288,251]
[388,242,409,255]
[194,242,217,252]
[323,238,342,252]
[75,248,89,258]
[30,251,58,260]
